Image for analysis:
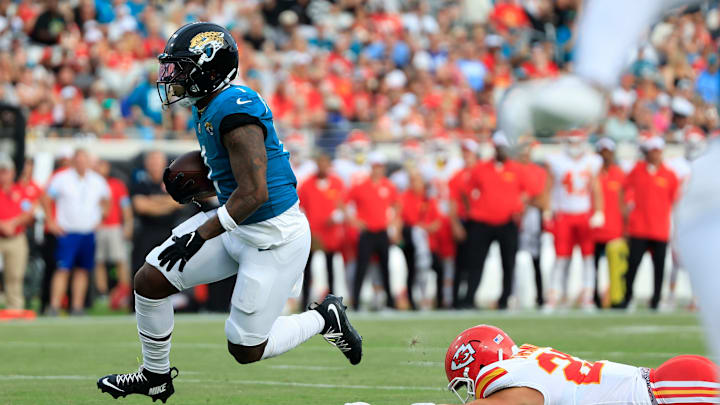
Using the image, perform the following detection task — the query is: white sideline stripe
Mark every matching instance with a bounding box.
[658,397,720,404]
[0,341,692,358]
[0,375,89,380]
[268,365,344,371]
[406,361,444,367]
[574,351,679,358]
[653,380,720,389]
[0,375,441,392]
[224,380,442,391]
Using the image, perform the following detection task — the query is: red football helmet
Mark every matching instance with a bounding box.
[445,325,518,403]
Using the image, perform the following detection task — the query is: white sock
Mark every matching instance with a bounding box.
[260,310,324,360]
[135,292,174,374]
[549,258,570,304]
[582,256,596,291]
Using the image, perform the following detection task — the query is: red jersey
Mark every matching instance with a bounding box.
[17,180,43,204]
[102,177,130,227]
[298,174,346,251]
[624,162,679,241]
[467,160,527,225]
[594,165,625,243]
[348,177,398,232]
[522,162,547,198]
[0,184,27,235]
[400,190,432,226]
[448,166,472,220]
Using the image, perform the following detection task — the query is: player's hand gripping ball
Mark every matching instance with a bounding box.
[163,150,216,204]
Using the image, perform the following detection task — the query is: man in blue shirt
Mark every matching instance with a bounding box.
[98,22,362,403]
[696,54,720,105]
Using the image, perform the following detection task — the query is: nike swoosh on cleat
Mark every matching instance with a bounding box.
[102,377,124,393]
[328,304,342,333]
[236,99,252,105]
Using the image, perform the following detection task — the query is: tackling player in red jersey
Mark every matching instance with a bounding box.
[437,324,719,405]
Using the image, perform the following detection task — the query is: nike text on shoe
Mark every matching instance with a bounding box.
[97,366,178,403]
[310,294,363,365]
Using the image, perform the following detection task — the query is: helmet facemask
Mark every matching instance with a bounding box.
[447,373,476,404]
[157,58,198,109]
[156,56,236,110]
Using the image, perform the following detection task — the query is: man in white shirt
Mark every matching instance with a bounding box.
[44,149,109,315]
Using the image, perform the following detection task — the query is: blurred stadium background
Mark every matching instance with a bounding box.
[0,0,716,403]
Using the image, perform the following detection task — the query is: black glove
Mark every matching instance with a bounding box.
[163,168,196,204]
[158,231,206,272]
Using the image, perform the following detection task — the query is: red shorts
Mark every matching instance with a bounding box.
[553,212,594,257]
[650,355,719,404]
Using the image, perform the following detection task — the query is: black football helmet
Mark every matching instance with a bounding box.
[157,22,238,108]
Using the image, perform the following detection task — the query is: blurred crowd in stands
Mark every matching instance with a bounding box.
[0,0,718,316]
[0,0,719,144]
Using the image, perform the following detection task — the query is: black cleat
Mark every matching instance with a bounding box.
[310,294,363,365]
[97,366,178,403]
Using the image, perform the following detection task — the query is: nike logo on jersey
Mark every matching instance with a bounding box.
[328,304,342,332]
[236,99,252,105]
[101,378,124,393]
[148,383,167,396]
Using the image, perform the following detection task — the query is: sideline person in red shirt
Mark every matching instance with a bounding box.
[592,138,626,307]
[16,157,43,206]
[399,170,441,310]
[462,132,527,309]
[622,137,679,310]
[0,155,34,310]
[94,159,133,308]
[448,140,479,308]
[298,153,346,309]
[346,152,399,310]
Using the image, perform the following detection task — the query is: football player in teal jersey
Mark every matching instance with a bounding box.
[97,22,362,403]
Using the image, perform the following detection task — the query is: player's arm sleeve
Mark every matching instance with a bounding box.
[219,113,267,139]
[476,366,510,398]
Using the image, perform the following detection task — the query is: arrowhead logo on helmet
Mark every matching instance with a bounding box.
[451,343,476,371]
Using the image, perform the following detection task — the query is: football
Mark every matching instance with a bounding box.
[166,150,216,201]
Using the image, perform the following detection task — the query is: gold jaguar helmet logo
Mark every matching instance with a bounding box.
[188,31,225,65]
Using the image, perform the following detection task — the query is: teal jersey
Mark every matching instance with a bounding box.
[191,85,298,224]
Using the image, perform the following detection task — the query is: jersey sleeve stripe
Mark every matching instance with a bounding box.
[653,381,720,389]
[654,389,720,396]
[654,396,720,404]
[476,367,508,398]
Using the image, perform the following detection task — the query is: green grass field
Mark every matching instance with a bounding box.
[0,311,708,405]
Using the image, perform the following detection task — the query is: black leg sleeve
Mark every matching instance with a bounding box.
[325,251,335,295]
[532,256,544,306]
[452,232,468,308]
[624,237,648,306]
[376,231,395,309]
[402,225,417,310]
[463,221,492,308]
[497,222,518,309]
[352,231,374,310]
[593,242,606,308]
[301,251,314,309]
[649,240,668,309]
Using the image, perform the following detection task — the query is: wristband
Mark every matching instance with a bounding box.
[217,205,238,232]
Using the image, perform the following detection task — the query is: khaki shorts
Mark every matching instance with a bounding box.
[96,226,128,263]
